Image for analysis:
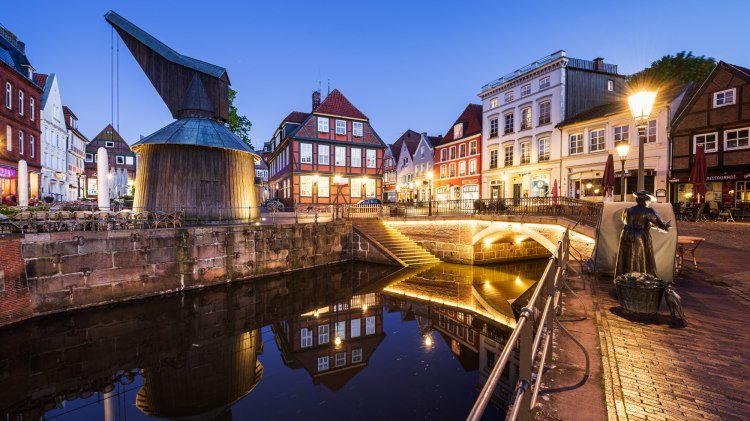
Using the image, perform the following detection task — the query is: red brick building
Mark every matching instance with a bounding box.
[267,89,387,207]
[433,104,483,204]
[84,124,137,198]
[0,27,42,203]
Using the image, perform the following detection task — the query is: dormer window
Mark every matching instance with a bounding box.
[453,124,463,139]
[713,88,736,108]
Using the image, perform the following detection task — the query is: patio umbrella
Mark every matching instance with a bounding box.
[552,179,559,206]
[602,154,616,201]
[691,145,708,202]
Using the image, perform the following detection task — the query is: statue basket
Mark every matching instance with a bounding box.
[614,273,665,314]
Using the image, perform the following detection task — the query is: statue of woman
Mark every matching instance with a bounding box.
[615,191,671,277]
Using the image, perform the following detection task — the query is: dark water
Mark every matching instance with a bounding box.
[0,260,547,420]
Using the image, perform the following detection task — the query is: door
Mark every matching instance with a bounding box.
[513,183,522,204]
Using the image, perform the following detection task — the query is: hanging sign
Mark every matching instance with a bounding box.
[0,166,17,179]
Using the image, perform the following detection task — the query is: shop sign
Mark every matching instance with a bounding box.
[461,179,479,185]
[706,174,736,181]
[54,172,66,180]
[0,166,17,179]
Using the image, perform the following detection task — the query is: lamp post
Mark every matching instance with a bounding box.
[426,170,434,216]
[616,139,630,202]
[628,91,657,192]
[312,173,320,206]
[333,174,342,219]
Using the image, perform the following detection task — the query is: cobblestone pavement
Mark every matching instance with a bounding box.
[592,220,750,420]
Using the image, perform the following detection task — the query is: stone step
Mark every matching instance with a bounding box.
[352,220,440,267]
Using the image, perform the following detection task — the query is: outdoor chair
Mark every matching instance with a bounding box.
[113,211,131,230]
[73,211,91,231]
[131,211,150,229]
[92,211,111,231]
[708,201,720,220]
[151,212,169,228]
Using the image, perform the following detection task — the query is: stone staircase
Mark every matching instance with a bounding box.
[353,219,440,266]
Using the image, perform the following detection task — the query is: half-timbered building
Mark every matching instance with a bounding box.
[267,89,387,207]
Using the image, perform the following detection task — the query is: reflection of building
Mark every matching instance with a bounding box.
[63,106,88,200]
[275,292,384,390]
[0,25,42,203]
[557,84,689,202]
[84,124,136,199]
[382,138,400,202]
[670,62,750,206]
[433,104,483,203]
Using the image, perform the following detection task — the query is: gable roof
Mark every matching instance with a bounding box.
[284,111,309,124]
[391,130,421,159]
[427,135,443,147]
[33,73,48,89]
[313,89,368,120]
[436,104,483,146]
[36,72,56,108]
[91,123,126,143]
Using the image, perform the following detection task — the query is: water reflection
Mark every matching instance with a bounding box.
[0,259,547,420]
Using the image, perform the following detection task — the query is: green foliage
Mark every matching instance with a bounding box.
[227,88,253,148]
[629,51,716,87]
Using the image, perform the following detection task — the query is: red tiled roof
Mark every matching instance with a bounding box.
[313,89,368,120]
[284,111,309,124]
[33,73,48,89]
[390,130,420,158]
[427,135,442,147]
[436,104,483,146]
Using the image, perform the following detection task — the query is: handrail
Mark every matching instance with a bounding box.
[467,229,569,421]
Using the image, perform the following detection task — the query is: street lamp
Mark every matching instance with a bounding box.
[426,170,434,216]
[616,139,630,202]
[628,90,657,192]
[333,174,342,219]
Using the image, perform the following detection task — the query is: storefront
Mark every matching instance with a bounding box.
[1,165,17,203]
[489,179,504,199]
[530,174,550,198]
[569,169,655,202]
[670,173,749,206]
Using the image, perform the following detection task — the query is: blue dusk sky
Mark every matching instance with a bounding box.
[3,0,749,149]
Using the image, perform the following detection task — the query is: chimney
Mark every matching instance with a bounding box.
[593,57,605,72]
[312,91,321,111]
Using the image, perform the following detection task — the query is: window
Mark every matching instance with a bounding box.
[5,83,10,109]
[459,144,466,157]
[365,316,375,335]
[453,123,463,139]
[449,163,456,177]
[335,146,346,166]
[300,143,313,163]
[459,161,466,176]
[317,356,329,372]
[440,149,447,161]
[694,133,717,152]
[351,178,376,198]
[613,125,629,145]
[85,153,93,162]
[18,91,23,115]
[486,350,496,370]
[504,113,514,134]
[490,97,498,109]
[440,164,447,178]
[352,348,363,363]
[489,118,498,138]
[5,126,11,151]
[539,76,550,90]
[469,159,477,175]
[470,141,477,155]
[318,324,330,344]
[318,176,329,197]
[301,328,313,347]
[504,145,513,166]
[468,329,475,343]
[646,120,657,143]
[115,155,125,165]
[300,176,313,197]
[589,129,605,152]
[520,107,532,130]
[30,98,34,120]
[520,142,530,164]
[351,147,362,167]
[538,101,551,125]
[450,146,456,160]
[335,352,346,367]
[521,84,531,97]
[318,144,329,164]
[351,318,361,337]
[725,128,750,150]
[489,149,498,169]
[569,133,583,155]
[608,80,614,91]
[105,141,114,148]
[18,131,23,155]
[335,120,346,135]
[29,135,34,158]
[538,137,550,161]
[125,156,134,165]
[365,149,377,168]
[713,88,736,107]
[317,117,329,132]
[504,91,514,103]
[352,121,363,137]
[335,321,346,340]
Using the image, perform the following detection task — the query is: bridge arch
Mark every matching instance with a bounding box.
[471,222,559,254]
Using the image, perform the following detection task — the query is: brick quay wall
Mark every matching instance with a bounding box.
[0,221,396,327]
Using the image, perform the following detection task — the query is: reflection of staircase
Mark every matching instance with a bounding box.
[353,219,440,266]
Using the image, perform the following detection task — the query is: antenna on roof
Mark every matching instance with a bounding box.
[327,79,330,96]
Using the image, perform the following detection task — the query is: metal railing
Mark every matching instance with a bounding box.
[467,229,569,421]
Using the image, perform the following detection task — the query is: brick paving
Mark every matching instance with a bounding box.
[592,220,750,420]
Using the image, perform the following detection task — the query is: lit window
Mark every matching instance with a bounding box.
[520,142,530,164]
[521,84,531,97]
[351,147,362,167]
[317,356,329,372]
[335,321,346,340]
[569,133,583,155]
[317,117,329,132]
[489,149,498,169]
[318,324,330,344]
[504,113,514,134]
[449,163,456,177]
[116,155,125,165]
[694,133,717,153]
[318,144,329,164]
[440,164,447,178]
[300,176,313,197]
[335,352,346,367]
[504,145,513,166]
[713,89,735,107]
[459,161,466,176]
[539,77,550,90]
[470,141,477,155]
[469,159,477,175]
[365,149,377,168]
[490,98,498,108]
[453,123,463,139]
[589,129,605,152]
[520,107,532,130]
[725,128,750,150]
[317,176,329,197]
[352,348,363,363]
[352,121,364,137]
[646,120,657,143]
[538,101,551,125]
[301,328,312,347]
[489,118,498,138]
[365,316,375,335]
[5,125,11,151]
[350,318,361,338]
[300,143,312,164]
[335,146,346,166]
[538,137,550,161]
[335,120,346,135]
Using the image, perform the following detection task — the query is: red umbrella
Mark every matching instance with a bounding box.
[552,179,559,205]
[691,145,708,202]
[602,154,616,200]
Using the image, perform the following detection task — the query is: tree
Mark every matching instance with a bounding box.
[227,88,253,148]
[629,51,716,87]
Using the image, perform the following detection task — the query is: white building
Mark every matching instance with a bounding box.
[63,106,87,200]
[479,51,624,200]
[37,73,68,202]
[397,132,436,202]
[557,85,689,202]
[394,129,421,202]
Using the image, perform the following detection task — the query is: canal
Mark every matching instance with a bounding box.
[0,260,548,420]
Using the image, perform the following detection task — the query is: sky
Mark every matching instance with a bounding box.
[3,0,749,150]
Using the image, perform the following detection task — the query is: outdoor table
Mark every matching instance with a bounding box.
[676,235,705,270]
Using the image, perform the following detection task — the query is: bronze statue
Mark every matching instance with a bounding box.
[614,191,671,277]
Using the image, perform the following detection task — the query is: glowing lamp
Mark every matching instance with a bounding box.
[616,139,630,159]
[334,336,342,346]
[628,91,657,126]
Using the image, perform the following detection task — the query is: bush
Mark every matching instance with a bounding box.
[43,196,55,204]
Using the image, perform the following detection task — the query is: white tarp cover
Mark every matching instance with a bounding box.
[592,202,677,281]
